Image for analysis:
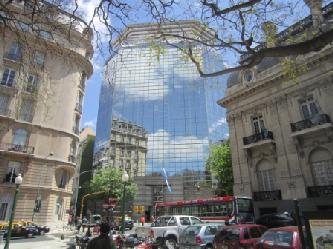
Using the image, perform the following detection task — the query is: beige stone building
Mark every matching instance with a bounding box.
[0,1,93,227]
[94,118,148,178]
[219,2,333,216]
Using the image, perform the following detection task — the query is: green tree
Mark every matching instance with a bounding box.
[206,140,233,195]
[88,167,137,202]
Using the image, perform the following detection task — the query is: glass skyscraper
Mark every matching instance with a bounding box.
[95,21,228,215]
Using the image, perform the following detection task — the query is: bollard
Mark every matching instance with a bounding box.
[61,234,65,240]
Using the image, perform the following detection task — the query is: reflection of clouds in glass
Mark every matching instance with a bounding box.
[208,117,227,134]
[147,129,209,162]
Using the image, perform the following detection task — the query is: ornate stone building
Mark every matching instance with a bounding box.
[0,0,93,227]
[93,118,148,178]
[219,2,333,216]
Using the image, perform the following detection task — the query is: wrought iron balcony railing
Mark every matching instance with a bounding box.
[0,107,10,117]
[75,103,82,113]
[253,190,282,201]
[307,185,333,198]
[290,114,331,132]
[243,130,274,145]
[0,143,35,154]
[68,154,76,163]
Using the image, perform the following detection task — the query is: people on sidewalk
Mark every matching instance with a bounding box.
[86,223,116,249]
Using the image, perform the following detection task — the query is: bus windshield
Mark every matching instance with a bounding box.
[237,198,253,213]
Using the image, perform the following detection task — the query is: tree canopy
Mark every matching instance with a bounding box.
[89,166,137,202]
[206,140,233,195]
[1,0,333,77]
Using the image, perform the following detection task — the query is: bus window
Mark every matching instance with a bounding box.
[199,205,208,217]
[183,206,190,215]
[236,198,253,213]
[206,204,213,217]
[191,205,199,216]
[177,207,182,215]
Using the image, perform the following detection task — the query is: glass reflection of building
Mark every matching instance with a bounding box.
[95,21,228,216]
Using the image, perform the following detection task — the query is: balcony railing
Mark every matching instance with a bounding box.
[290,114,331,132]
[18,113,33,123]
[75,103,82,113]
[243,130,274,145]
[72,126,79,135]
[0,143,35,154]
[0,107,10,117]
[4,52,22,62]
[3,173,23,184]
[68,154,76,163]
[253,190,282,201]
[307,185,333,198]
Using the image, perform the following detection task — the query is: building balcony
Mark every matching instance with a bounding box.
[253,190,282,201]
[0,107,11,117]
[4,53,22,62]
[75,103,82,113]
[290,114,332,136]
[72,126,79,135]
[0,143,35,154]
[243,130,274,149]
[68,154,76,163]
[307,185,333,198]
[18,113,34,123]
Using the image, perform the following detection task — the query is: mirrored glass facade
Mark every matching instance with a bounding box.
[95,22,228,213]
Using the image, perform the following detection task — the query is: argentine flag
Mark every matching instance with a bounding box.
[162,168,172,192]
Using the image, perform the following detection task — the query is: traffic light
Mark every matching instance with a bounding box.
[34,199,42,212]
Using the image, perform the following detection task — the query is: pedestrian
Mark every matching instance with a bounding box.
[140,216,145,226]
[86,222,116,249]
[76,217,82,232]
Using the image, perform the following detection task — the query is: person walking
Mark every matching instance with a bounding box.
[86,223,116,249]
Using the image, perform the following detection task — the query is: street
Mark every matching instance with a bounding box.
[1,233,76,249]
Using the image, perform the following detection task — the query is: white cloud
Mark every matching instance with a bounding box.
[208,117,227,134]
[147,129,209,162]
[83,119,96,128]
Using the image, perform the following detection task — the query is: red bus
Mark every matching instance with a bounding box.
[154,196,254,223]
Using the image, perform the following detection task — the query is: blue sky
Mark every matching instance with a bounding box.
[78,0,330,131]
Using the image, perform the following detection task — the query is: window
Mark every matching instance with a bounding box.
[26,74,38,93]
[180,217,190,226]
[257,160,276,191]
[58,169,68,188]
[5,161,22,183]
[252,115,265,134]
[249,227,262,238]
[310,149,333,186]
[38,30,52,40]
[205,226,218,235]
[19,99,34,122]
[1,68,16,87]
[33,51,45,67]
[12,128,28,146]
[0,203,8,220]
[7,42,22,61]
[70,141,76,155]
[167,217,176,226]
[18,22,29,32]
[0,94,9,115]
[190,217,203,225]
[80,72,86,88]
[243,228,250,239]
[300,95,319,119]
[275,231,293,246]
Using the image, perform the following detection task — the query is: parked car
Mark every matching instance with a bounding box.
[17,220,50,235]
[151,215,203,248]
[256,214,295,228]
[254,226,308,249]
[179,223,224,249]
[213,224,267,249]
[1,223,36,238]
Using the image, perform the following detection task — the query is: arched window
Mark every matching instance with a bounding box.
[256,160,276,191]
[12,128,28,145]
[309,148,333,186]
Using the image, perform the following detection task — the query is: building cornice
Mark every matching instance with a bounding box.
[219,46,333,108]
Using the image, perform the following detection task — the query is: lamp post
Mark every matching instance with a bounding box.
[4,174,23,249]
[120,171,129,235]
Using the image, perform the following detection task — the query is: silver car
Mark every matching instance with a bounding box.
[179,223,223,249]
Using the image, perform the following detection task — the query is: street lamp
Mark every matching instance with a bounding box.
[4,174,23,249]
[120,170,129,234]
